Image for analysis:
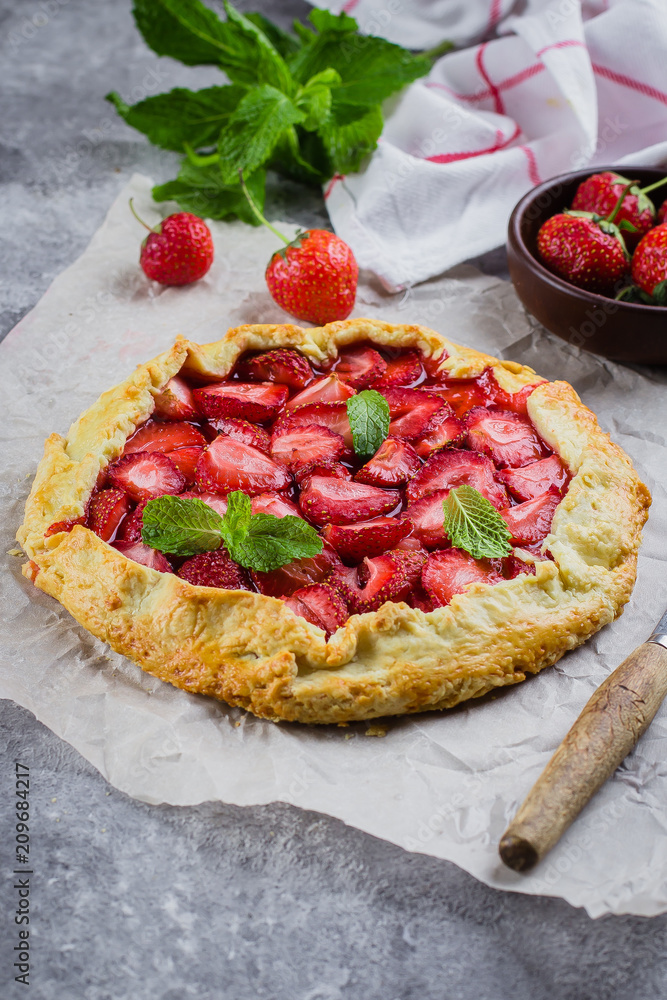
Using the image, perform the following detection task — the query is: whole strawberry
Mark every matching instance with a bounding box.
[631,223,667,303]
[537,212,629,294]
[266,229,358,325]
[238,172,357,325]
[571,171,667,249]
[658,199,667,225]
[130,200,214,285]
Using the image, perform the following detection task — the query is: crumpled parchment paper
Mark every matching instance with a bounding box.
[2,175,666,918]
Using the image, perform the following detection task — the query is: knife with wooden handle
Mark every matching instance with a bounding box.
[499,609,667,872]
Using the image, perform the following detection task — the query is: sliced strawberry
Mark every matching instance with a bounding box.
[422,351,449,379]
[498,454,569,502]
[251,493,302,518]
[408,585,435,613]
[270,423,347,471]
[406,448,509,508]
[428,370,543,417]
[117,501,147,542]
[426,380,488,418]
[178,548,251,590]
[251,541,341,597]
[406,490,452,549]
[373,350,422,388]
[237,348,313,389]
[124,420,206,455]
[87,488,132,542]
[391,547,427,584]
[283,584,349,637]
[414,406,464,458]
[153,375,198,421]
[322,516,411,563]
[207,417,271,454]
[277,402,352,448]
[464,407,546,469]
[335,345,386,388]
[180,490,228,518]
[285,374,355,410]
[331,552,411,614]
[45,516,86,537]
[294,459,352,490]
[500,488,561,545]
[382,387,446,440]
[108,452,186,502]
[393,535,428,554]
[299,476,400,527]
[283,594,321,630]
[195,437,291,496]
[495,382,544,415]
[194,382,288,422]
[422,548,503,607]
[354,437,420,488]
[503,552,537,579]
[112,539,172,573]
[169,446,204,484]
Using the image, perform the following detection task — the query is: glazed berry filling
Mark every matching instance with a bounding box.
[58,344,569,632]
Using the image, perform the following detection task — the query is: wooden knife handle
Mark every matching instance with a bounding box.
[499,641,667,872]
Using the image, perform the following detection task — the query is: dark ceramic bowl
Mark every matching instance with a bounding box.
[507,166,667,365]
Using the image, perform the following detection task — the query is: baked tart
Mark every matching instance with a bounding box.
[18,320,650,724]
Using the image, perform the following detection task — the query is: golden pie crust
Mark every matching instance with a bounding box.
[17,320,650,724]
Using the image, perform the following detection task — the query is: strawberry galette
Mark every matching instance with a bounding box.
[18,320,650,724]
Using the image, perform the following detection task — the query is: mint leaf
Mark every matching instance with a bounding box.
[220,490,252,547]
[320,103,383,174]
[296,68,341,131]
[141,495,225,556]
[132,0,234,67]
[272,129,331,184]
[246,12,300,59]
[220,1,293,91]
[347,390,390,458]
[442,486,512,560]
[290,11,430,105]
[232,513,323,572]
[133,0,292,90]
[106,85,245,152]
[152,161,266,224]
[218,85,305,184]
[308,9,359,34]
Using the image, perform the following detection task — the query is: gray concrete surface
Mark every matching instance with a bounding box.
[2,2,666,998]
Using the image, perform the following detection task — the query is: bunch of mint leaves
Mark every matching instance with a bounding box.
[106,0,432,223]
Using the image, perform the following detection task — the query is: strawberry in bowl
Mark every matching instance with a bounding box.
[507,165,667,363]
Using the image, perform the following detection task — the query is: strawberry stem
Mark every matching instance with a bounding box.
[639,175,667,197]
[238,171,290,245]
[605,182,636,225]
[129,198,160,235]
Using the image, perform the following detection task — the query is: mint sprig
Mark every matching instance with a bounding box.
[106,2,433,220]
[346,390,390,458]
[442,486,512,560]
[141,495,228,556]
[141,492,322,572]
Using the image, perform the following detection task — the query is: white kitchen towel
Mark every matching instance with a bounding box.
[310,0,667,290]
